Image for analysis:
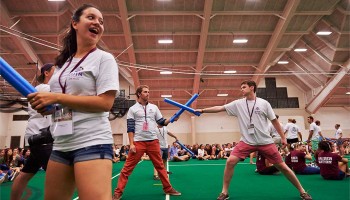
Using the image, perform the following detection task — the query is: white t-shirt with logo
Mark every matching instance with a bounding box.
[284,123,300,139]
[49,49,119,151]
[24,84,52,146]
[156,126,169,148]
[224,97,275,145]
[268,121,282,138]
[127,102,163,142]
[335,128,342,139]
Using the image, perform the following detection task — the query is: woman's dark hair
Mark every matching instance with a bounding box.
[318,141,332,152]
[37,63,54,83]
[55,4,97,68]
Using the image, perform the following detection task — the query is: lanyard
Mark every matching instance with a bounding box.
[246,98,257,124]
[157,127,165,138]
[141,103,147,123]
[58,48,96,93]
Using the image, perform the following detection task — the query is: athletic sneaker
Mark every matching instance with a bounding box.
[167,171,173,175]
[300,192,312,200]
[153,175,160,180]
[217,193,229,200]
[165,188,181,196]
[113,192,122,200]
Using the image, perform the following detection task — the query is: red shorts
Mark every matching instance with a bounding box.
[231,141,283,164]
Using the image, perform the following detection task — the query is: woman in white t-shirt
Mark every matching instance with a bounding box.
[28,4,119,200]
[197,144,210,160]
[284,119,302,144]
[11,63,55,200]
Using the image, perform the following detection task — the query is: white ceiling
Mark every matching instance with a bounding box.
[0,0,349,113]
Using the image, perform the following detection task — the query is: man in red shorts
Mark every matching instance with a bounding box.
[197,80,312,200]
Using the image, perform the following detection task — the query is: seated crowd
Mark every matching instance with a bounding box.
[1,138,349,185]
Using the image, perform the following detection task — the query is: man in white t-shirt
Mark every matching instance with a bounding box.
[114,85,181,199]
[153,125,178,180]
[306,116,320,152]
[197,80,312,200]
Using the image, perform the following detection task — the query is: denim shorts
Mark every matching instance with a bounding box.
[50,144,113,166]
[160,148,169,160]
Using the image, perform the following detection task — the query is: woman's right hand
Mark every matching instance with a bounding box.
[27,92,59,115]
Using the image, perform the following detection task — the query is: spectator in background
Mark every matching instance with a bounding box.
[268,114,282,145]
[153,125,178,180]
[315,120,324,141]
[307,116,320,152]
[316,141,350,180]
[119,146,128,161]
[343,140,349,155]
[291,142,320,175]
[169,142,190,162]
[256,151,279,175]
[114,145,120,157]
[197,144,210,160]
[334,124,344,156]
[191,144,199,157]
[284,119,302,145]
[224,143,233,159]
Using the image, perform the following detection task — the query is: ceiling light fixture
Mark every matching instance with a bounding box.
[217,94,228,97]
[158,39,173,44]
[346,92,350,95]
[161,94,172,98]
[277,61,289,64]
[294,48,307,52]
[160,71,172,75]
[48,0,66,1]
[224,70,237,74]
[316,31,332,35]
[233,39,248,44]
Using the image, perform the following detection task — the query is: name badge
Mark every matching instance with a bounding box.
[51,104,73,136]
[142,121,149,131]
[247,123,255,135]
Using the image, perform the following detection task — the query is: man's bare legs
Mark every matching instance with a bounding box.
[273,162,307,194]
[221,155,240,194]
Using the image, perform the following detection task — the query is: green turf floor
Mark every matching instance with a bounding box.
[1,158,349,200]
